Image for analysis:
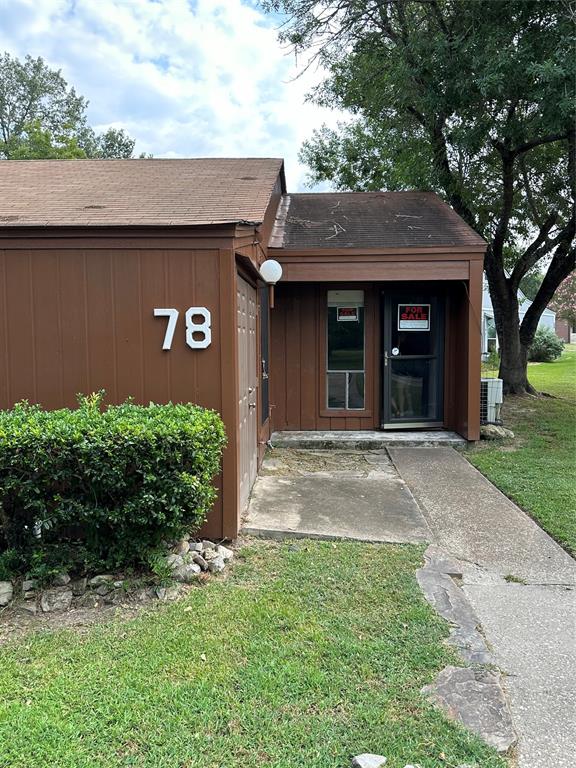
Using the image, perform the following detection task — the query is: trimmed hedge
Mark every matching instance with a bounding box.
[0,394,226,574]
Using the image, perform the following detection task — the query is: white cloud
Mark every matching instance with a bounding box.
[0,0,347,189]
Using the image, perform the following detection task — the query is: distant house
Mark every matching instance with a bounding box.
[555,317,576,344]
[482,280,556,356]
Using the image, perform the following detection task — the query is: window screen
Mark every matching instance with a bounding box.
[326,290,365,410]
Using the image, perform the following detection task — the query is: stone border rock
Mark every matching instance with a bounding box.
[416,545,517,755]
[0,538,234,616]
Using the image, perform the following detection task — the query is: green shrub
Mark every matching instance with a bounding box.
[528,327,564,363]
[0,394,226,574]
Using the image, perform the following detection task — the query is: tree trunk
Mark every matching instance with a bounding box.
[486,269,533,394]
[497,311,532,394]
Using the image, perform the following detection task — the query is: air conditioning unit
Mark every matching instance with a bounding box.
[480,378,503,425]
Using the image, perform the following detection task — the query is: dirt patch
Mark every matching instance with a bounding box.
[261,448,375,476]
[0,600,146,644]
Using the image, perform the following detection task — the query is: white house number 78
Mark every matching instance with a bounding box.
[153,308,212,350]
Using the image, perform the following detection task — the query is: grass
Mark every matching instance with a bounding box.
[526,343,576,402]
[0,540,506,768]
[468,344,576,555]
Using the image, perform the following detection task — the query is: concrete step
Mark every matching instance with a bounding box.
[270,430,467,450]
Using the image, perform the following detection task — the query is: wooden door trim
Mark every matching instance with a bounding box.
[318,283,375,420]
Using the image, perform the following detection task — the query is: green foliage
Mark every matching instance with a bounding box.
[520,270,545,302]
[0,549,19,581]
[265,0,575,390]
[0,394,226,573]
[8,120,86,160]
[528,327,564,362]
[482,348,500,376]
[148,551,175,587]
[0,52,137,159]
[80,126,136,159]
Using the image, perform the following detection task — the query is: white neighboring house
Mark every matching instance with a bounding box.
[482,279,556,356]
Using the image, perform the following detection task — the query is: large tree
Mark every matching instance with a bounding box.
[0,52,136,159]
[265,0,575,393]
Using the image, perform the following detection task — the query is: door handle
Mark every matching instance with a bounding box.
[384,350,389,367]
[249,402,256,410]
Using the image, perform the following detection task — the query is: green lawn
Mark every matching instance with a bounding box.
[468,344,576,555]
[526,343,576,402]
[0,541,506,768]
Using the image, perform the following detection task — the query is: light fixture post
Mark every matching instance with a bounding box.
[259,259,283,310]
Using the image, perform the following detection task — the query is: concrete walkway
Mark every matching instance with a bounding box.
[244,449,431,544]
[390,448,576,768]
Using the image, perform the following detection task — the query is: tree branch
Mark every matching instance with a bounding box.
[491,149,515,260]
[509,210,559,290]
[514,132,569,155]
[520,242,576,345]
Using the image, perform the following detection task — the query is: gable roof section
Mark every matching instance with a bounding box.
[0,158,284,228]
[270,191,486,250]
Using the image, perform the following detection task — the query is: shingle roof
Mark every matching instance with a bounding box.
[0,158,284,227]
[269,192,486,250]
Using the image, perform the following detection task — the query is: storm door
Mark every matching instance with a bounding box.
[382,294,444,428]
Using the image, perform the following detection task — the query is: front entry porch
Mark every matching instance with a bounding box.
[270,429,466,449]
[243,447,432,544]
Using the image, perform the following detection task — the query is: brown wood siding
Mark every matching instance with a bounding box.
[270,284,378,431]
[0,242,236,538]
[280,260,469,282]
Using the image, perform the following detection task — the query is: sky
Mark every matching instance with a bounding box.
[0,0,346,190]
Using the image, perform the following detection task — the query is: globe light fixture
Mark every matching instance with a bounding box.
[259,259,283,284]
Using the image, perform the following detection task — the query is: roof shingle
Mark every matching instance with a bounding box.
[0,158,283,227]
[270,192,485,250]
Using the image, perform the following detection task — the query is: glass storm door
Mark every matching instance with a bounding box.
[382,295,444,427]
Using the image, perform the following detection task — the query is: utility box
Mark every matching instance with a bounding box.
[480,378,503,424]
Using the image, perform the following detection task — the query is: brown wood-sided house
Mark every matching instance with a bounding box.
[0,158,486,538]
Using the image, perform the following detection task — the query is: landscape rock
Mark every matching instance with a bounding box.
[89,574,115,587]
[0,581,13,606]
[203,548,219,561]
[422,666,516,753]
[19,602,38,615]
[417,551,492,665]
[217,544,234,561]
[76,592,101,609]
[155,585,180,601]
[71,577,87,596]
[172,538,190,556]
[189,542,204,552]
[208,556,226,573]
[352,756,387,768]
[165,554,184,569]
[201,540,216,551]
[40,588,73,613]
[172,563,202,583]
[480,424,514,440]
[190,552,209,571]
[95,583,113,596]
[22,579,37,595]
[52,572,71,586]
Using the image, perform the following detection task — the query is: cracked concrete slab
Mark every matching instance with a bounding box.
[422,666,517,754]
[244,450,431,544]
[389,447,576,585]
[392,448,576,767]
[464,582,576,768]
[417,549,492,665]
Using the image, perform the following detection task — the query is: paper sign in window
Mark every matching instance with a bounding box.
[337,306,359,322]
[398,304,430,331]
